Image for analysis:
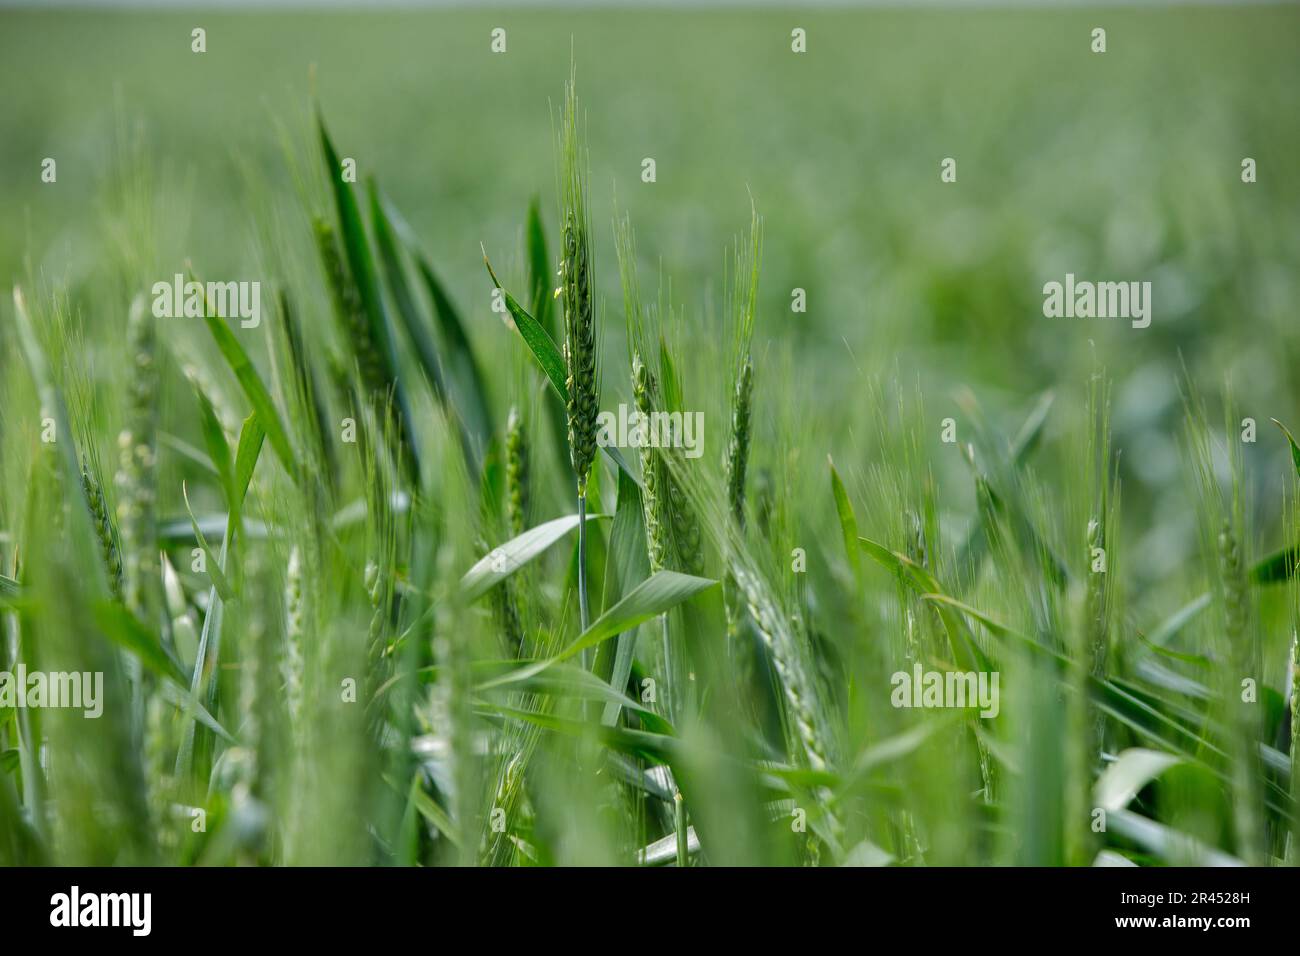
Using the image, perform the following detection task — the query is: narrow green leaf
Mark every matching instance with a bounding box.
[414,255,493,443]
[461,512,606,602]
[92,601,187,686]
[600,466,651,726]
[480,571,719,693]
[199,308,294,476]
[526,196,554,333]
[658,336,683,413]
[1272,418,1300,478]
[558,570,718,663]
[181,482,235,601]
[1009,389,1054,461]
[482,252,641,487]
[369,186,448,405]
[1106,807,1244,867]
[487,662,673,736]
[233,412,266,506]
[380,193,495,468]
[1146,592,1212,646]
[1094,748,1184,812]
[484,253,568,401]
[828,456,861,581]
[1250,544,1300,584]
[191,380,233,501]
[860,536,991,671]
[478,700,680,765]
[318,117,420,475]
[10,287,113,597]
[318,118,394,378]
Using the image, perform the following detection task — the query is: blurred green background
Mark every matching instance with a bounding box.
[1,2,1298,592]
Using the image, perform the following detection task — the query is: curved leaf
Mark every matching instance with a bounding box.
[1094,748,1184,812]
[461,512,607,602]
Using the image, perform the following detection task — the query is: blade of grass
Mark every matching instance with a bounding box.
[461,512,608,603]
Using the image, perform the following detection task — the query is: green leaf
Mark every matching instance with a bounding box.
[387,772,458,848]
[380,193,495,467]
[1146,592,1211,647]
[175,414,261,779]
[233,412,266,506]
[600,466,651,726]
[368,186,449,407]
[191,378,233,501]
[481,254,641,488]
[480,571,719,693]
[461,512,606,602]
[954,390,1055,587]
[486,662,673,736]
[658,336,683,413]
[557,570,718,663]
[1272,418,1300,479]
[1009,389,1054,461]
[1105,807,1244,867]
[318,118,394,379]
[526,196,554,335]
[181,482,235,601]
[0,574,18,607]
[478,700,681,765]
[10,288,114,598]
[860,537,991,671]
[318,117,419,475]
[1094,748,1184,812]
[484,252,569,402]
[92,601,188,686]
[198,304,295,478]
[1251,543,1299,585]
[416,255,495,460]
[828,456,861,581]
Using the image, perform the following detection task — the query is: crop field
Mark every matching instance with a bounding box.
[1,4,1299,869]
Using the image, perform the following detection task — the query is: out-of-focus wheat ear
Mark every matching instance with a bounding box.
[283,544,305,743]
[664,461,704,578]
[493,575,526,658]
[506,405,530,538]
[1218,518,1263,863]
[1085,517,1107,677]
[723,200,761,527]
[313,216,387,401]
[80,456,122,601]
[632,352,667,571]
[144,694,174,853]
[114,296,163,638]
[1290,632,1300,860]
[725,358,754,530]
[239,561,278,812]
[722,356,754,647]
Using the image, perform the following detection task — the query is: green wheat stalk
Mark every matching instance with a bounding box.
[557,69,599,633]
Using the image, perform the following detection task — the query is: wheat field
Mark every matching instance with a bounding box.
[1,4,1299,868]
